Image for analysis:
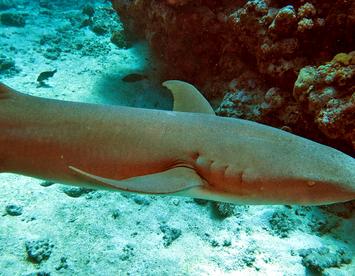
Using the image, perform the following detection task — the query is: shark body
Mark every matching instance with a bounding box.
[0,81,354,205]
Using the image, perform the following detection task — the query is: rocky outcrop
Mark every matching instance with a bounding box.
[293,52,355,151]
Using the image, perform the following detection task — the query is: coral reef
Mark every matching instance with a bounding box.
[215,70,303,127]
[212,202,235,218]
[0,54,15,72]
[35,3,125,60]
[112,0,354,87]
[132,194,151,205]
[110,29,129,48]
[119,244,135,261]
[298,247,352,272]
[60,186,92,198]
[25,239,54,264]
[269,210,298,238]
[5,203,23,216]
[159,224,182,247]
[0,0,16,11]
[0,12,25,26]
[111,0,355,153]
[294,52,355,150]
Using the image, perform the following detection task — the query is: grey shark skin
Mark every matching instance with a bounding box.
[0,81,354,205]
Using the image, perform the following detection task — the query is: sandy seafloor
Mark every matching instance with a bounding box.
[0,1,354,275]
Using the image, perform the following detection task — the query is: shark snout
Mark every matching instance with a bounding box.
[239,136,355,204]
[285,142,355,203]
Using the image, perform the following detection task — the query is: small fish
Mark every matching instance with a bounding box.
[122,73,148,83]
[37,69,57,82]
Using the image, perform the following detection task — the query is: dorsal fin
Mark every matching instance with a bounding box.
[162,80,215,115]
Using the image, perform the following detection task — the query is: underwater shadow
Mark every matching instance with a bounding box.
[93,42,172,110]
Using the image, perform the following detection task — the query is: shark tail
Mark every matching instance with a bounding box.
[0,82,28,101]
[0,82,21,121]
[0,83,9,171]
[0,82,29,110]
[0,82,21,171]
[0,82,15,99]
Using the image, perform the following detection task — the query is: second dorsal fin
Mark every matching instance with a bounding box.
[162,80,215,115]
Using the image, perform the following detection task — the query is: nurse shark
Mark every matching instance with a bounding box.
[0,81,354,205]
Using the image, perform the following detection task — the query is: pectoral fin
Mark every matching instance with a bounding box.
[162,80,215,115]
[69,166,205,194]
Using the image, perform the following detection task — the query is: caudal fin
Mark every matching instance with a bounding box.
[0,82,24,129]
[0,83,14,171]
[0,82,15,100]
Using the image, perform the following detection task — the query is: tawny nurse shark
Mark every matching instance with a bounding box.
[0,81,354,205]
